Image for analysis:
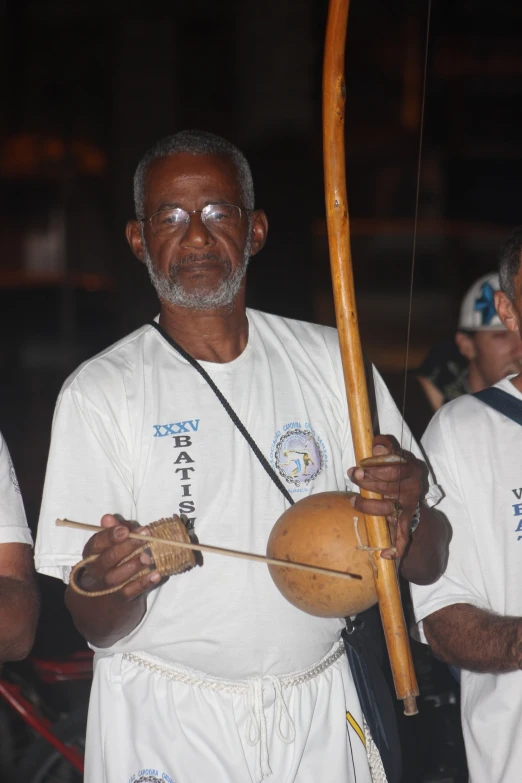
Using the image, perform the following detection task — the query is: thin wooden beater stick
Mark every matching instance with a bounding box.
[55,519,362,581]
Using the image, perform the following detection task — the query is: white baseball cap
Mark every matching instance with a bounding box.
[457,272,505,331]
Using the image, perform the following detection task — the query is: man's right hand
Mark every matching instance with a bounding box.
[78,514,162,600]
[65,513,162,647]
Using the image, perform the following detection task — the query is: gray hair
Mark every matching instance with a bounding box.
[499,226,522,301]
[133,130,255,220]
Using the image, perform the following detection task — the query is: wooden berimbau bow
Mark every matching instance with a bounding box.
[323,0,419,715]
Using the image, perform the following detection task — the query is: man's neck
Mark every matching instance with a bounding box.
[158,300,249,363]
[509,373,522,395]
[469,362,522,395]
[467,362,488,394]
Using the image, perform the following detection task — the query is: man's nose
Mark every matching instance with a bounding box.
[180,212,213,248]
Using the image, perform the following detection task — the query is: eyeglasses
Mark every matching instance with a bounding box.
[141,203,251,236]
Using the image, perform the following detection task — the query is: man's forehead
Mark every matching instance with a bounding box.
[143,152,242,211]
[146,152,238,187]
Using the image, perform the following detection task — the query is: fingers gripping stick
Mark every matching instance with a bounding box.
[356,452,408,556]
[67,517,197,598]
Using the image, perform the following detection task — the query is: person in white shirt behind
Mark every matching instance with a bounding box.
[0,430,38,662]
[411,226,522,782]
[416,271,522,412]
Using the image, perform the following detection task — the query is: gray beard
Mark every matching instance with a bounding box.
[143,232,252,311]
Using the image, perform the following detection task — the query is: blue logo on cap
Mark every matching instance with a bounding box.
[474,282,496,326]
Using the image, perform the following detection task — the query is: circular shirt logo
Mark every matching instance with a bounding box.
[274,428,324,486]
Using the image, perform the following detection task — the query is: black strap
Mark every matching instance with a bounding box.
[473,386,522,426]
[150,321,295,505]
[345,360,403,781]
[150,320,379,499]
[342,616,402,783]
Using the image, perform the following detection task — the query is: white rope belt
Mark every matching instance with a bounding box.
[124,641,345,782]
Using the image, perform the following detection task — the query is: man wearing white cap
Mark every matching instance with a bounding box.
[411,227,522,782]
[417,272,522,411]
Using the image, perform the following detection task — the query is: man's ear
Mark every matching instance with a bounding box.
[249,210,268,258]
[495,290,520,333]
[126,220,146,264]
[455,331,477,361]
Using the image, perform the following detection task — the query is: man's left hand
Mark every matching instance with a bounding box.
[347,434,428,560]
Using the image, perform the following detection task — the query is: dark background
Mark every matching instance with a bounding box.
[1,0,521,779]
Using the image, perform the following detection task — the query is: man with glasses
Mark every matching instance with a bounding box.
[35,130,449,783]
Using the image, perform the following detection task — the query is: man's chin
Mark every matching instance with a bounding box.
[146,256,247,311]
[503,360,522,377]
[160,283,241,311]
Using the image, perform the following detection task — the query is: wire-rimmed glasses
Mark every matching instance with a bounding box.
[141,203,251,236]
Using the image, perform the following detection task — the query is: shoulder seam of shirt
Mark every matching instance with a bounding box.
[250,308,338,338]
[62,382,122,428]
[62,323,156,391]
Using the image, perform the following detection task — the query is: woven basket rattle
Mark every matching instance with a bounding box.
[69,516,198,597]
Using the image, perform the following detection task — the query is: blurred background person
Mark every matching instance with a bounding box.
[416,272,522,412]
[0,430,38,663]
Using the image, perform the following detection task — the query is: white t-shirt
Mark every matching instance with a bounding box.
[36,309,436,679]
[0,431,32,546]
[410,376,522,783]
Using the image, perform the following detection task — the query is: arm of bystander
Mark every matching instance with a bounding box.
[424,603,522,673]
[0,542,38,661]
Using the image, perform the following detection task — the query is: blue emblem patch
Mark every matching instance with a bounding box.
[474,281,496,326]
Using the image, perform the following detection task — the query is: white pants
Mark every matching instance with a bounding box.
[85,642,378,783]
